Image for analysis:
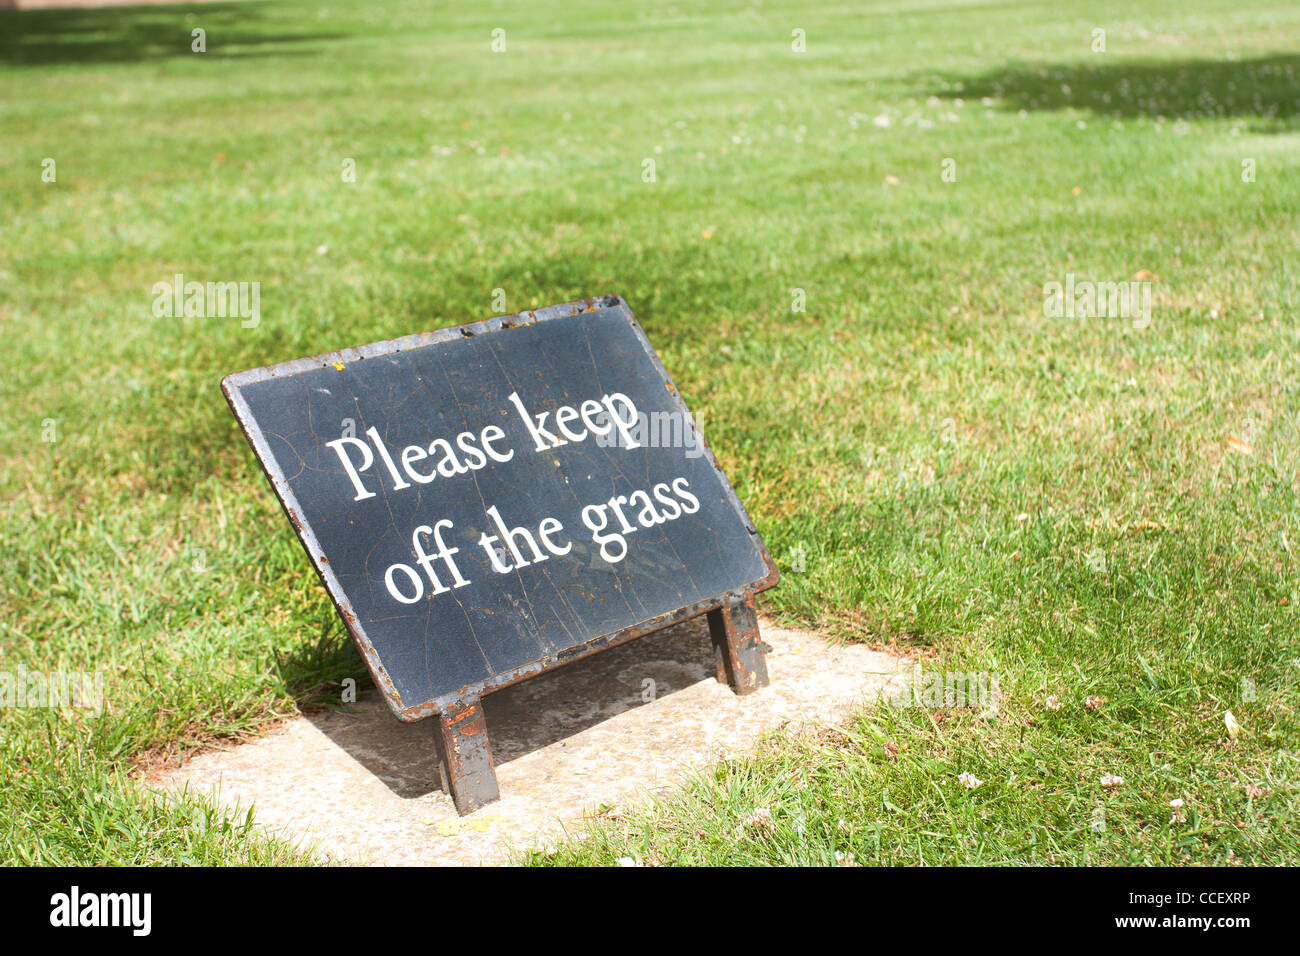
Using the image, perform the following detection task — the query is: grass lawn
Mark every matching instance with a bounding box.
[2,0,1297,865]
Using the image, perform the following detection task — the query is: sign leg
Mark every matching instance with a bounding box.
[706,590,770,695]
[432,697,500,815]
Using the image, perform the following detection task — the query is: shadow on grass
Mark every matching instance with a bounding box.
[933,53,1300,130]
[273,612,364,715]
[0,2,344,66]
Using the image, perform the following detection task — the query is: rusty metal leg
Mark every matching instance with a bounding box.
[707,589,770,695]
[433,697,500,815]
[430,718,451,795]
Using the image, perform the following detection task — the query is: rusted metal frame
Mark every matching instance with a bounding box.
[432,696,500,815]
[436,590,772,816]
[706,588,770,695]
[223,293,781,816]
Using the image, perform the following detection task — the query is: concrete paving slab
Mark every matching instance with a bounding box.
[146,616,906,865]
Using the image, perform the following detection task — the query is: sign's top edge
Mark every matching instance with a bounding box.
[220,293,629,394]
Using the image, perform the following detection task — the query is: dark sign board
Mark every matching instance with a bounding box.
[222,295,777,811]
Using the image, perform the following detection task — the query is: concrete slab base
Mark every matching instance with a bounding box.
[147,616,906,866]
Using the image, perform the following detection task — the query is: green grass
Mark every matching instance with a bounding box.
[2,0,1298,865]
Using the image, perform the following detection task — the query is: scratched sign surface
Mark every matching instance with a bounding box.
[222,296,777,720]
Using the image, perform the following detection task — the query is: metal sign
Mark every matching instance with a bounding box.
[222,295,777,812]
